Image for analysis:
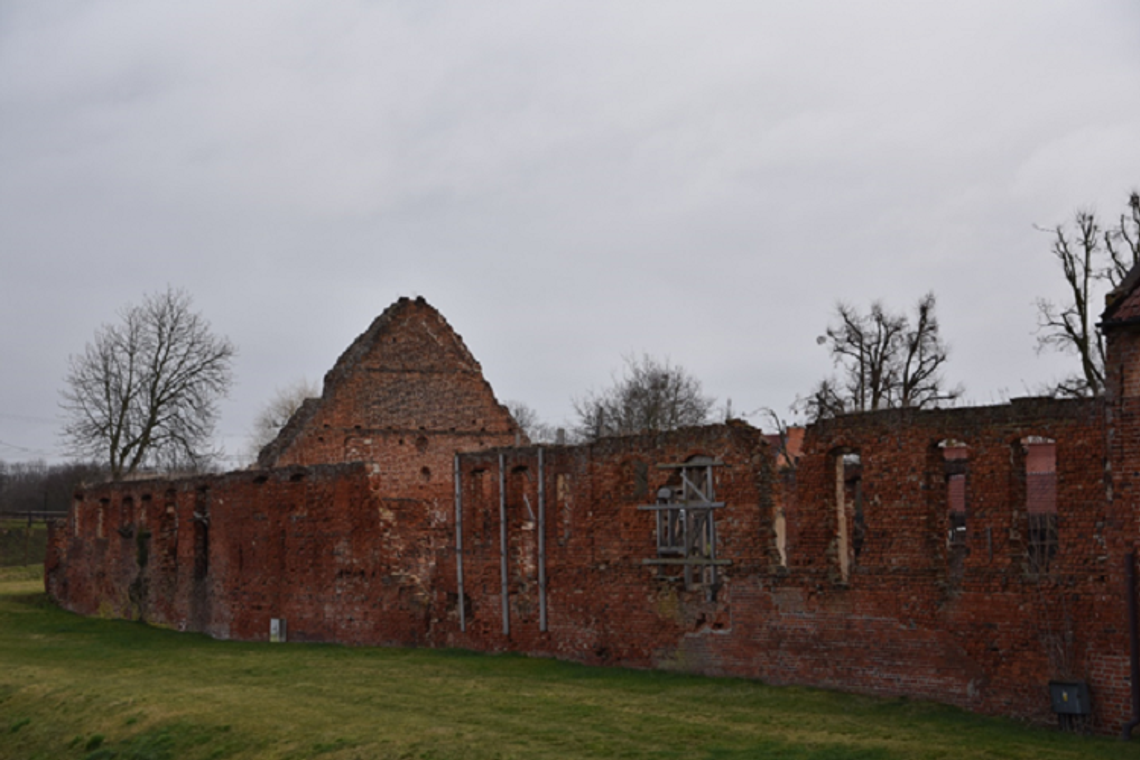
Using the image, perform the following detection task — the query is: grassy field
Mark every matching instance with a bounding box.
[0,567,1135,760]
[0,519,48,567]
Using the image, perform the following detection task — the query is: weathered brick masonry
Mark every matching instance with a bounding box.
[46,284,1140,734]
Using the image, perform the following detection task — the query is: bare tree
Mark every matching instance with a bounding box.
[800,293,960,421]
[503,400,560,444]
[61,288,236,479]
[897,293,957,408]
[795,377,848,423]
[249,379,319,461]
[1037,192,1140,397]
[758,407,799,473]
[1036,212,1107,396]
[574,354,715,441]
[1105,191,1140,286]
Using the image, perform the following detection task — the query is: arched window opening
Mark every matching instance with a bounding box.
[630,459,649,499]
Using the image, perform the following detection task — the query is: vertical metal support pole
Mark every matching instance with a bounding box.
[538,447,548,632]
[707,510,718,601]
[709,465,718,595]
[499,452,510,637]
[683,507,693,588]
[454,454,465,633]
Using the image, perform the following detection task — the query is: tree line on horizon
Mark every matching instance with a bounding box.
[0,460,106,515]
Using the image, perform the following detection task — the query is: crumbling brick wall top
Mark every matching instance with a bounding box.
[258,296,520,468]
[1104,262,1140,326]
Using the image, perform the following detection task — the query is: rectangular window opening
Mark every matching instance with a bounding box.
[947,473,967,547]
[1024,440,1058,573]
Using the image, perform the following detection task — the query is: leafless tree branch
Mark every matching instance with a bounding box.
[800,293,960,421]
[248,379,319,462]
[60,288,236,479]
[1034,195,1140,396]
[573,354,714,441]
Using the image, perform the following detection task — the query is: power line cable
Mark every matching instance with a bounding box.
[0,439,59,457]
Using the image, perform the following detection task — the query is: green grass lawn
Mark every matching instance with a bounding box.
[0,566,1135,760]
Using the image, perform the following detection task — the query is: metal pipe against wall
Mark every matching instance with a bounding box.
[1124,551,1139,740]
[538,447,547,632]
[454,454,465,633]
[499,452,510,637]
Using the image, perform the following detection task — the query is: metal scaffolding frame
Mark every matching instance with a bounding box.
[638,457,729,600]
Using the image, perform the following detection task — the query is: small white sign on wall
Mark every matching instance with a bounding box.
[270,618,287,643]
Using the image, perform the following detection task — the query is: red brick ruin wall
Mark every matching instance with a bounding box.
[46,403,1137,732]
[789,399,1129,729]
[46,463,461,646]
[44,295,1140,734]
[445,404,1131,731]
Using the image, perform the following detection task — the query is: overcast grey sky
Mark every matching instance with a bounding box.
[2,1,1140,467]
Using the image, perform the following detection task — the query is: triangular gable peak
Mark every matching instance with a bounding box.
[259,296,519,468]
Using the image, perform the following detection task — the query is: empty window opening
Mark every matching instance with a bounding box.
[1024,437,1058,573]
[556,472,572,544]
[774,506,788,567]
[96,499,108,539]
[160,495,178,565]
[941,440,968,545]
[469,468,489,501]
[468,468,492,542]
[941,440,969,579]
[845,455,864,559]
[72,494,84,537]
[631,460,649,499]
[848,464,861,558]
[655,485,685,556]
[120,496,134,534]
[639,455,726,599]
[510,466,535,527]
[832,450,861,582]
[947,474,967,540]
[193,488,210,580]
[193,520,209,579]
